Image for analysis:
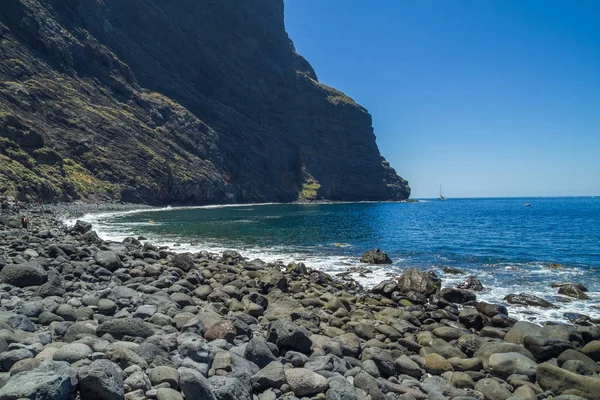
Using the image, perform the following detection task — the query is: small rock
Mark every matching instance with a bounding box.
[285,367,329,397]
[360,249,392,264]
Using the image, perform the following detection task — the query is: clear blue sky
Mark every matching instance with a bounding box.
[283,0,600,198]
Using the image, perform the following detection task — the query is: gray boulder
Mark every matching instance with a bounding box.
[244,336,277,368]
[396,268,441,296]
[360,249,392,264]
[523,335,574,360]
[96,318,155,340]
[537,362,600,399]
[285,367,329,397]
[209,375,252,400]
[178,367,216,400]
[504,293,557,308]
[473,342,535,369]
[457,276,484,291]
[0,261,48,287]
[361,347,396,377]
[394,355,423,377]
[73,220,92,234]
[93,251,123,272]
[327,376,358,400]
[488,352,537,379]
[53,343,93,363]
[0,360,73,400]
[267,318,312,354]
[77,359,124,400]
[474,378,513,400]
[0,349,34,371]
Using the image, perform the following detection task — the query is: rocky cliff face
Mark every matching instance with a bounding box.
[0,0,410,204]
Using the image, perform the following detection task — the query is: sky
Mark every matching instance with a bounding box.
[283,0,600,198]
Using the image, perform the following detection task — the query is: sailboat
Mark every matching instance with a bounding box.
[438,184,445,200]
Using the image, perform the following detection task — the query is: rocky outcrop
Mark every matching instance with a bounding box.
[0,0,409,204]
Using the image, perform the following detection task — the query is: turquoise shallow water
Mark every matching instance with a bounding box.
[79,197,600,324]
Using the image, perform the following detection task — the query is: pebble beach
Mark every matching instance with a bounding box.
[0,203,598,400]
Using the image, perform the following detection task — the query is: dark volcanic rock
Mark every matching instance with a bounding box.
[557,284,590,300]
[267,318,312,354]
[360,249,392,264]
[440,287,476,304]
[504,293,557,308]
[96,318,155,340]
[0,0,409,204]
[77,360,124,400]
[457,276,484,291]
[0,261,47,287]
[396,268,441,296]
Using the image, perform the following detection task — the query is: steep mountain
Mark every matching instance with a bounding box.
[0,0,410,204]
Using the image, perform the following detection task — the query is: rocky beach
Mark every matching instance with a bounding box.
[0,203,598,400]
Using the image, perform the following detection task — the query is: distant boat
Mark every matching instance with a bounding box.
[523,203,531,207]
[438,184,445,200]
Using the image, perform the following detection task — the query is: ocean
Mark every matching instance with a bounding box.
[75,197,600,324]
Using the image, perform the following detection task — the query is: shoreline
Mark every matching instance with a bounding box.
[0,203,597,399]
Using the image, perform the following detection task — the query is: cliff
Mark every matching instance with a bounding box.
[0,0,410,204]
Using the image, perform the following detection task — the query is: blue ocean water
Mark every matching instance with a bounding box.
[80,197,600,323]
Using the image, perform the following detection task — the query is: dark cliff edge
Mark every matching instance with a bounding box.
[0,0,410,205]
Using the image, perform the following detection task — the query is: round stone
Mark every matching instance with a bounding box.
[53,343,93,363]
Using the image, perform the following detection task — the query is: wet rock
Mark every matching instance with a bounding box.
[360,249,392,264]
[443,266,464,274]
[551,282,588,292]
[77,359,124,400]
[440,288,476,304]
[457,275,484,291]
[557,285,590,300]
[476,302,508,318]
[73,220,92,234]
[396,268,441,296]
[504,293,557,308]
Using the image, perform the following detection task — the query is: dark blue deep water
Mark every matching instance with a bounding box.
[82,197,600,323]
